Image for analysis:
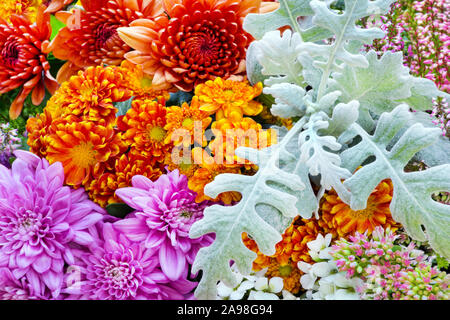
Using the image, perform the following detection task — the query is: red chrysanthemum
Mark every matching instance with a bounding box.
[118,0,264,91]
[0,5,58,119]
[45,0,163,83]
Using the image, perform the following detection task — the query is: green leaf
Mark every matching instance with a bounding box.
[50,15,66,41]
[249,29,304,87]
[243,0,316,39]
[106,203,134,219]
[341,105,450,259]
[331,51,412,115]
[115,98,134,117]
[166,91,194,106]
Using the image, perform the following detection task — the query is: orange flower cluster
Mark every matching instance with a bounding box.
[319,179,401,239]
[45,0,164,83]
[0,5,58,119]
[26,64,170,207]
[242,217,327,294]
[118,0,274,91]
[162,78,276,204]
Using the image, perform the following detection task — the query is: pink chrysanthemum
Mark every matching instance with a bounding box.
[0,150,105,298]
[0,267,42,300]
[64,223,196,300]
[114,169,214,281]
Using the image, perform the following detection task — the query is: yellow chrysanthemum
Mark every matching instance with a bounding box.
[164,96,212,147]
[117,97,172,164]
[195,77,264,122]
[0,0,42,22]
[87,153,164,207]
[209,117,277,168]
[319,179,401,238]
[188,148,241,204]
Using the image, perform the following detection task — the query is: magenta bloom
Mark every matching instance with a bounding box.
[0,150,105,298]
[114,170,213,281]
[0,268,42,300]
[64,223,196,300]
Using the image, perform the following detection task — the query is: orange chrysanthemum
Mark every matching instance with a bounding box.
[119,60,171,100]
[0,5,58,119]
[195,78,264,121]
[88,153,164,207]
[118,0,263,91]
[0,0,42,22]
[46,0,163,83]
[265,259,302,294]
[117,97,172,163]
[188,147,241,204]
[319,179,401,238]
[26,108,54,158]
[164,96,212,147]
[45,118,127,186]
[209,117,276,167]
[243,217,325,271]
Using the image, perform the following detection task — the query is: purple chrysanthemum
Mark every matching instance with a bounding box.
[64,223,196,300]
[0,150,105,298]
[114,169,214,281]
[0,268,42,300]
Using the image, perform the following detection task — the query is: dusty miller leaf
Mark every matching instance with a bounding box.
[250,29,304,87]
[341,105,450,258]
[190,120,316,299]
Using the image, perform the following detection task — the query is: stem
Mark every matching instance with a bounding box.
[316,0,359,101]
[279,0,303,40]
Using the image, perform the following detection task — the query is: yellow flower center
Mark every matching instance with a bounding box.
[351,200,377,219]
[182,117,194,127]
[148,126,167,142]
[278,264,292,277]
[140,77,153,89]
[71,142,97,168]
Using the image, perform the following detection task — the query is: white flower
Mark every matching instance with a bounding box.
[248,291,280,300]
[297,261,312,273]
[310,261,334,278]
[268,277,283,293]
[254,277,268,291]
[300,273,317,290]
[217,282,234,298]
[307,233,332,253]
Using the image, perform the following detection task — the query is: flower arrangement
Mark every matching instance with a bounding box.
[0,0,449,301]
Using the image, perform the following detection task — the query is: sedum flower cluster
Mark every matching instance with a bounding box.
[331,227,450,300]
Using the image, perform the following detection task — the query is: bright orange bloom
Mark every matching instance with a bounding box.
[118,0,263,91]
[195,78,263,121]
[88,153,164,207]
[45,119,127,186]
[164,96,212,147]
[0,5,58,119]
[26,108,53,158]
[209,117,276,167]
[243,217,325,271]
[0,0,42,22]
[319,179,401,238]
[51,65,133,125]
[44,0,73,13]
[189,148,241,204]
[117,97,172,164]
[46,0,163,83]
[119,60,171,100]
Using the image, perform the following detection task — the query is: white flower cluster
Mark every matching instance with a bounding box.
[297,234,362,300]
[216,264,297,300]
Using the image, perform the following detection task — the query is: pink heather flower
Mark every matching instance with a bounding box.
[0,150,105,298]
[64,223,196,300]
[114,170,214,281]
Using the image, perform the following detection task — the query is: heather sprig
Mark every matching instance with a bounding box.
[0,123,21,168]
